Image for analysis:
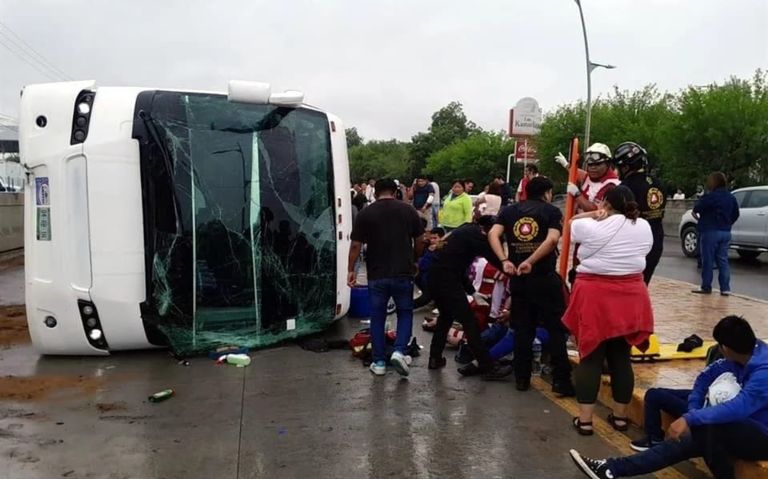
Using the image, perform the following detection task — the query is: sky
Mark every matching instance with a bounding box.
[0,0,766,141]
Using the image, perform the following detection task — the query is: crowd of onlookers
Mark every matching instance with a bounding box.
[347,140,767,479]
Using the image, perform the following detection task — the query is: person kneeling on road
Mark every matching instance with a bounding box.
[427,216,506,376]
[570,315,768,479]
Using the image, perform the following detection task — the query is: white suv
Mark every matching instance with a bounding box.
[678,186,768,260]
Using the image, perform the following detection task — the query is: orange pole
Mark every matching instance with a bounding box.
[558,138,580,279]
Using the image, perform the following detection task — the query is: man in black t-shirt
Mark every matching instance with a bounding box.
[427,217,505,375]
[488,176,574,395]
[348,178,425,377]
[612,142,666,284]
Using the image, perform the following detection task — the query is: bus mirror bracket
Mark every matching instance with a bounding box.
[228,81,304,108]
[228,81,272,104]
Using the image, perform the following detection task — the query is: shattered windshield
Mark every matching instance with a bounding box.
[134,92,336,355]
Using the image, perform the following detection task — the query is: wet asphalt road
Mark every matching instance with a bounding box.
[0,318,666,479]
[0,247,744,479]
[656,236,767,301]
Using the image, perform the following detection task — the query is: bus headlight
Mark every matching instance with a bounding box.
[44,316,57,328]
[89,329,102,341]
[82,305,94,315]
[86,317,97,328]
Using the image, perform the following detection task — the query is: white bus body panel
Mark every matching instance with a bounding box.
[21,81,107,354]
[82,87,153,351]
[328,113,351,319]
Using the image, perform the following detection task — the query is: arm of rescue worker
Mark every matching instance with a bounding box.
[488,223,514,275]
[519,228,560,271]
[472,229,505,272]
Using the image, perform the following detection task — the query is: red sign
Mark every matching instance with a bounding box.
[514,140,538,163]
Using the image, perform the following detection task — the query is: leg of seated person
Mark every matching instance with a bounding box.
[605,434,700,477]
[692,421,768,479]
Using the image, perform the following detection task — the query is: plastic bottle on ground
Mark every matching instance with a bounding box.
[226,354,251,367]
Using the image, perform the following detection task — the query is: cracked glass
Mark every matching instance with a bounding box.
[136,92,336,355]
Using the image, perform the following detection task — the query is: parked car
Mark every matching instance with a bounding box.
[678,186,768,260]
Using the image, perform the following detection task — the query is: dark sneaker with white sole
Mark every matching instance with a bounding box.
[570,449,614,479]
[629,437,662,452]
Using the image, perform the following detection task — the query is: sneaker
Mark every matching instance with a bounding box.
[691,289,712,295]
[390,351,410,377]
[721,291,731,297]
[569,450,613,479]
[629,437,662,452]
[428,357,447,370]
[369,361,386,376]
[403,355,413,366]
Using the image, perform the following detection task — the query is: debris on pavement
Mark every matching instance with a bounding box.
[208,346,249,360]
[147,389,174,403]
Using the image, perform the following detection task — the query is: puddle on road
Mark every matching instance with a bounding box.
[0,305,29,348]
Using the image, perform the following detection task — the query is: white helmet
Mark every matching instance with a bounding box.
[584,143,612,164]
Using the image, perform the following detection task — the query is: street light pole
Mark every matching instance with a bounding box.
[574,0,615,150]
[575,0,593,149]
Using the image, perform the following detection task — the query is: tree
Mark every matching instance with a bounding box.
[425,131,515,189]
[536,85,675,189]
[348,140,411,183]
[345,127,364,149]
[661,71,768,189]
[409,102,479,177]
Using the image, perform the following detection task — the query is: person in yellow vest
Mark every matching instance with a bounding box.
[440,180,473,232]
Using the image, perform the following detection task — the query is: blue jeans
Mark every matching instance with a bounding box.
[643,388,690,442]
[699,230,731,292]
[607,421,768,478]
[368,278,414,363]
[432,204,439,227]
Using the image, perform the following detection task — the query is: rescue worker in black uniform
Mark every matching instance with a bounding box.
[428,216,506,375]
[612,141,666,284]
[488,176,575,395]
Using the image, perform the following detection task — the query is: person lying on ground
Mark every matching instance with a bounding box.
[570,315,768,479]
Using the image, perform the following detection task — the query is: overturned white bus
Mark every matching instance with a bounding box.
[20,80,352,355]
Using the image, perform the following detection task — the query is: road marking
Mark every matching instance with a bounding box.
[530,377,692,479]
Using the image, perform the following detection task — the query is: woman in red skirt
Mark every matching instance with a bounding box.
[562,185,654,436]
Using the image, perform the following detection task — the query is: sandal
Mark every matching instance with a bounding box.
[607,413,629,432]
[573,417,594,436]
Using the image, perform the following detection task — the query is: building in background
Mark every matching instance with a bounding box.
[0,126,23,190]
